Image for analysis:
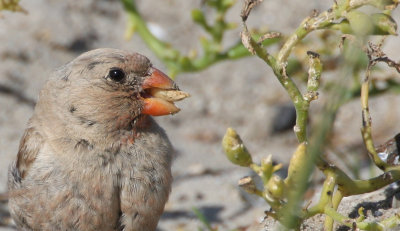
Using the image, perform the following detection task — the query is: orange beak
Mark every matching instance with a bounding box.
[141,68,189,116]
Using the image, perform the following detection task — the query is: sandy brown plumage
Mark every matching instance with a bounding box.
[8,48,188,231]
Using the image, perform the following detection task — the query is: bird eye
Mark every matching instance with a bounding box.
[108,68,125,82]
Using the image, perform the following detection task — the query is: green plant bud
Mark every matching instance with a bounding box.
[307,51,322,93]
[221,0,236,10]
[261,155,273,170]
[285,142,307,184]
[266,175,285,199]
[347,11,374,35]
[371,13,398,35]
[259,155,274,181]
[191,9,207,25]
[222,128,253,167]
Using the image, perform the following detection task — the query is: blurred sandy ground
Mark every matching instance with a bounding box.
[0,0,399,230]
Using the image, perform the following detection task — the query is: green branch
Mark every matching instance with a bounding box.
[121,0,280,77]
[228,0,400,230]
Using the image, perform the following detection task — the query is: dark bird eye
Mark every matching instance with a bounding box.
[108,68,125,82]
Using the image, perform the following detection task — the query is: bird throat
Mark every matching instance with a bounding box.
[118,115,152,145]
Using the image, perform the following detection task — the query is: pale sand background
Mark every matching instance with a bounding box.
[1,1,400,230]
